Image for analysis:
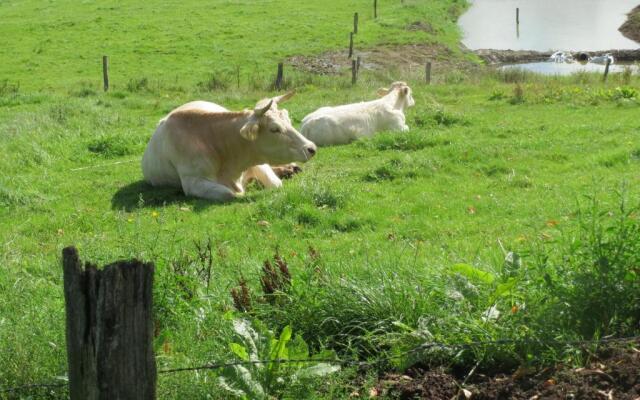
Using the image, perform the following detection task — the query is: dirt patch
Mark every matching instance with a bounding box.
[406,21,435,34]
[287,44,475,76]
[375,340,640,399]
[620,6,640,44]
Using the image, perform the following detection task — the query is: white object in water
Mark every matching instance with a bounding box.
[548,51,573,63]
[589,54,615,65]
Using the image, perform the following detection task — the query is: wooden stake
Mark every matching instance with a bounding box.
[349,32,354,58]
[603,58,611,82]
[354,12,359,34]
[425,61,432,85]
[102,56,109,92]
[516,8,519,25]
[275,62,284,90]
[374,0,377,18]
[352,59,358,85]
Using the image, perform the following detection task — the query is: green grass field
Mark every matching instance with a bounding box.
[1,0,640,398]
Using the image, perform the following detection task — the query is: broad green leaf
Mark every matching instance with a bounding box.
[493,278,517,298]
[450,263,495,284]
[270,325,292,361]
[288,335,310,361]
[229,342,249,361]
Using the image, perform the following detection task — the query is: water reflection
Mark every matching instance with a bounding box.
[459,0,640,51]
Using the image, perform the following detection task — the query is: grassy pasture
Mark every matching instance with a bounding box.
[1,0,640,398]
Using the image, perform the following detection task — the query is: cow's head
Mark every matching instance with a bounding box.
[240,92,317,164]
[377,81,415,110]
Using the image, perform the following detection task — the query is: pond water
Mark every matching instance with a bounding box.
[500,61,640,75]
[459,0,640,51]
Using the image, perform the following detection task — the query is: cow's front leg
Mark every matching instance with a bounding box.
[390,111,409,132]
[180,175,236,202]
[243,164,283,189]
[271,163,302,180]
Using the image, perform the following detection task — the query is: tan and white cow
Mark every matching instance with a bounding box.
[141,93,317,202]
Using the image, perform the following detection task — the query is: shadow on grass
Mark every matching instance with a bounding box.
[111,180,259,212]
[111,180,204,212]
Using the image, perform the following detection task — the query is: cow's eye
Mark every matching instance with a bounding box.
[270,127,280,133]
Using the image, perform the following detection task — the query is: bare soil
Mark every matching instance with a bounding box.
[287,43,478,77]
[620,6,640,43]
[375,340,640,399]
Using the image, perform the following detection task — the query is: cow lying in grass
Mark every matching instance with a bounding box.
[142,93,317,202]
[300,81,415,146]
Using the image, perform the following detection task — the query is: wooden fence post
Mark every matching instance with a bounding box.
[374,0,377,18]
[353,12,359,34]
[348,32,354,58]
[351,59,358,85]
[603,58,611,82]
[425,61,432,84]
[356,56,361,73]
[63,246,156,400]
[516,8,519,25]
[102,56,109,92]
[275,62,284,90]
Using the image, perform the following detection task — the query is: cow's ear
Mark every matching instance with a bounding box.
[401,87,409,96]
[377,88,389,97]
[240,121,259,141]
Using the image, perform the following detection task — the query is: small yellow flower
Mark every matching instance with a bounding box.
[151,211,159,218]
[127,218,133,223]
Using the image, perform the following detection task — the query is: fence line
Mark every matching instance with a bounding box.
[3,335,639,394]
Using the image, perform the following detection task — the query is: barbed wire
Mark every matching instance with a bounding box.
[158,335,640,375]
[2,335,638,394]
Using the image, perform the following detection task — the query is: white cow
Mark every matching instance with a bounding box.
[141,93,317,202]
[300,81,415,146]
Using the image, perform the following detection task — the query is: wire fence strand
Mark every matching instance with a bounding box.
[2,335,639,394]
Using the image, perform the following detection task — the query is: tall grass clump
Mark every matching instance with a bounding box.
[245,192,640,371]
[528,194,640,338]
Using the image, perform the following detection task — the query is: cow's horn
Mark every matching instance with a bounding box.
[255,99,273,117]
[274,91,296,104]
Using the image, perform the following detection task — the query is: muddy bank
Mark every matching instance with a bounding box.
[375,339,640,400]
[620,6,640,43]
[476,49,640,64]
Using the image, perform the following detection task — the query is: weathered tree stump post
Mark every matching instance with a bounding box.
[425,61,432,84]
[603,59,611,82]
[275,62,284,90]
[62,246,156,400]
[353,12,359,34]
[102,56,109,92]
[348,32,354,58]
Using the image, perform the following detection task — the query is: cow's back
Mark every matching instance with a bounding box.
[142,101,228,187]
[301,102,377,146]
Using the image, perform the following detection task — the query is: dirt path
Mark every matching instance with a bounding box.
[620,6,640,43]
